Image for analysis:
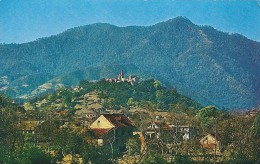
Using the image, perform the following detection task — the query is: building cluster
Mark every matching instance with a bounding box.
[105,70,137,85]
[16,84,222,162]
[17,111,221,161]
[16,86,222,162]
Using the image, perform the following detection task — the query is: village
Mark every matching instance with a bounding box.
[5,71,257,164]
[19,99,223,163]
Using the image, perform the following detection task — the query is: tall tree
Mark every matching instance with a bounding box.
[252,114,260,138]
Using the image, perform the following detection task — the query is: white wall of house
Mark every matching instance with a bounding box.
[90,115,115,129]
[97,139,103,146]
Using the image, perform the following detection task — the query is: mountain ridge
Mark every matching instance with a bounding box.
[0,17,260,109]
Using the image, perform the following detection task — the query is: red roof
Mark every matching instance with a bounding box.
[90,128,111,138]
[156,122,172,131]
[102,114,135,128]
[148,122,172,131]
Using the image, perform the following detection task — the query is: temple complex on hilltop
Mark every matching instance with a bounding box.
[105,70,137,85]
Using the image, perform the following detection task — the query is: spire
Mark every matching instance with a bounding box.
[117,70,124,80]
[120,70,124,79]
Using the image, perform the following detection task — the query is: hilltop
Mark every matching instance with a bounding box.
[0,17,260,109]
[25,78,201,114]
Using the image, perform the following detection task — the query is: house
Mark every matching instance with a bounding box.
[88,114,135,155]
[169,125,194,141]
[200,133,222,155]
[146,121,178,155]
[146,121,173,139]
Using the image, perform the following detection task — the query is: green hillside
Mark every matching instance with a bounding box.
[1,17,260,109]
[27,79,201,114]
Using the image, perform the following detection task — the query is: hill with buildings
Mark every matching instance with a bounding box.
[0,17,260,109]
[1,78,260,163]
[26,77,201,113]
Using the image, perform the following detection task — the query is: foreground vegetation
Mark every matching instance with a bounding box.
[0,79,260,163]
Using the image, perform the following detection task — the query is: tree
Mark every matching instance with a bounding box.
[174,154,193,164]
[23,146,52,164]
[0,146,9,164]
[0,145,52,164]
[37,120,58,144]
[82,144,112,164]
[52,129,84,157]
[197,106,219,131]
[251,114,260,162]
[140,154,167,164]
[126,135,141,156]
[252,114,260,138]
[13,145,51,164]
[220,115,256,163]
[154,80,161,90]
[0,106,23,153]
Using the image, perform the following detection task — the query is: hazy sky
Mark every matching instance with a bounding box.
[0,0,260,43]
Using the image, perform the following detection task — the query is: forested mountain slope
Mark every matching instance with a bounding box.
[0,17,260,109]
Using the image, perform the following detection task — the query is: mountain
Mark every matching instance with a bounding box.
[0,17,260,109]
[28,64,145,98]
[1,0,260,43]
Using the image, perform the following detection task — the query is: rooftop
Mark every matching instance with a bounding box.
[90,128,111,138]
[102,114,135,128]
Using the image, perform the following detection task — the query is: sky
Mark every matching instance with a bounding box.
[0,0,260,43]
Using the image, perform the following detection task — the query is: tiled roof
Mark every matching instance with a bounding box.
[149,122,172,131]
[90,128,111,138]
[102,114,135,128]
